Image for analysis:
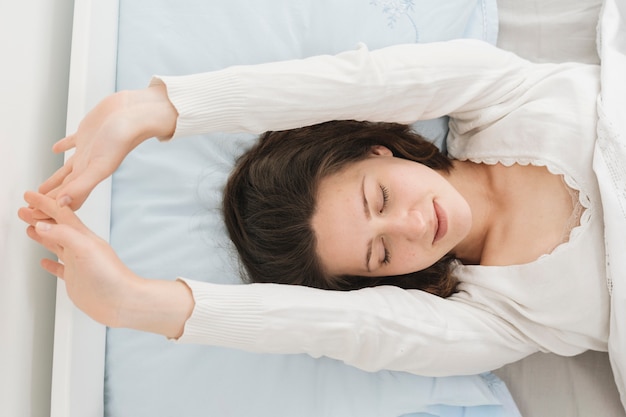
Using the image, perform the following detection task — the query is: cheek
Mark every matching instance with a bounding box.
[390,245,431,275]
[453,194,473,235]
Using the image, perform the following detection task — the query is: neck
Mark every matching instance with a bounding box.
[442,160,496,264]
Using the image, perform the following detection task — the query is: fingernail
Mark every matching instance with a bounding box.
[58,195,72,207]
[36,222,52,232]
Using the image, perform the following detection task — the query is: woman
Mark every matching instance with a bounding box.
[19,39,609,376]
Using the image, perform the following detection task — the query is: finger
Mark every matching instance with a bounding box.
[34,220,88,254]
[42,182,66,202]
[32,208,54,221]
[26,225,62,256]
[46,187,59,200]
[18,207,35,225]
[39,156,74,195]
[24,191,59,219]
[40,258,65,279]
[54,163,110,210]
[23,191,82,228]
[52,134,76,153]
[18,207,53,226]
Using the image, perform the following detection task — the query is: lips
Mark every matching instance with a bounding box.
[433,201,447,244]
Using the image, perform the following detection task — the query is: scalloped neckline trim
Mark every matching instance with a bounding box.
[462,156,591,266]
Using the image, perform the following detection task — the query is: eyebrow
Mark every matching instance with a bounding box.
[362,176,372,273]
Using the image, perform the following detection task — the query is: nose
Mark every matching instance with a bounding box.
[380,208,427,242]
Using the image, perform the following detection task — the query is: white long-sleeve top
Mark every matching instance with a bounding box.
[153,39,609,376]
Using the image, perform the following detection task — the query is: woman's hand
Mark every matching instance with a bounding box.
[18,191,193,338]
[18,191,138,327]
[39,84,178,210]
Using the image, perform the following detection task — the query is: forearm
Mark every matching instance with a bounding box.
[118,277,194,339]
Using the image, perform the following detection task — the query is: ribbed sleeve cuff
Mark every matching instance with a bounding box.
[150,71,245,139]
[175,278,264,348]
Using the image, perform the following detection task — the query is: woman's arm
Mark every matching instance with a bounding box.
[176,278,537,376]
[44,39,537,209]
[18,191,193,338]
[39,83,177,210]
[157,39,536,137]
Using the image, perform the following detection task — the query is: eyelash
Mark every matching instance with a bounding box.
[380,185,389,212]
[379,185,390,265]
[383,248,391,265]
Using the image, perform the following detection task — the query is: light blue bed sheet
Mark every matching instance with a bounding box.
[106,1,521,416]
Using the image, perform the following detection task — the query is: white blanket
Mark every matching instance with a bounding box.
[593,0,626,409]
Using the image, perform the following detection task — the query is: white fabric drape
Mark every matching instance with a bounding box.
[593,0,626,408]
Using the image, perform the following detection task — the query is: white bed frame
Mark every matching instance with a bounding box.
[50,1,118,416]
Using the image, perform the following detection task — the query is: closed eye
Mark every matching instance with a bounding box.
[380,185,389,212]
[380,186,390,265]
[382,244,391,265]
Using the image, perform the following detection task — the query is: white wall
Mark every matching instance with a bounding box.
[0,1,74,416]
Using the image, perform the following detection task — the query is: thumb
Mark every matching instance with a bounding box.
[57,167,108,210]
[35,221,85,255]
[52,134,76,154]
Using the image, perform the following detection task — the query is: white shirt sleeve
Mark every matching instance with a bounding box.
[151,39,538,138]
[177,278,537,376]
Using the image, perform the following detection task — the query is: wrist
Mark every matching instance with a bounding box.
[118,276,194,339]
[126,83,178,143]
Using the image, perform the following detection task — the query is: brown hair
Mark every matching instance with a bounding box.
[223,120,459,297]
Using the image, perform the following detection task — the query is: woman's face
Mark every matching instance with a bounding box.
[311,146,472,277]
